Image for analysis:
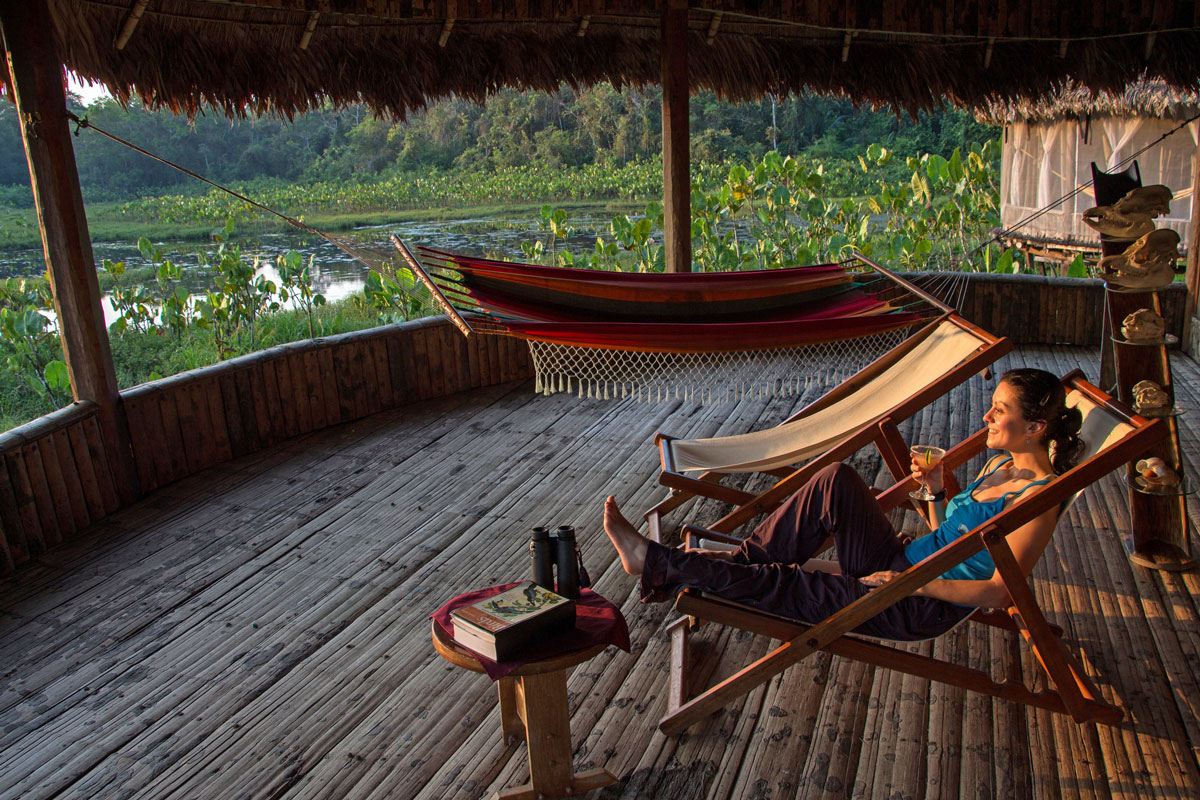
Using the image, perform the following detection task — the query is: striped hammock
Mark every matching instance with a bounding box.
[397,241,947,402]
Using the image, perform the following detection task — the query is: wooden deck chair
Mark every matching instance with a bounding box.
[646,310,1010,542]
[658,371,1166,734]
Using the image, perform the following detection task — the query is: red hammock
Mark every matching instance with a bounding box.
[410,246,925,352]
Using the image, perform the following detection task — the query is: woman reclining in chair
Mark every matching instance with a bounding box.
[604,368,1084,640]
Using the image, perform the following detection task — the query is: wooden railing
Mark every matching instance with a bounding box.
[0,274,1188,576]
[0,318,531,574]
[918,273,1188,345]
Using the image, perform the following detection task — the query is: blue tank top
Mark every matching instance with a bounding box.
[903,457,1052,583]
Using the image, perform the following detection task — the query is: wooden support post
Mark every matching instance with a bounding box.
[660,0,691,273]
[1,1,139,504]
[1184,137,1200,354]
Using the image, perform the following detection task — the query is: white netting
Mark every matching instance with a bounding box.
[525,327,914,403]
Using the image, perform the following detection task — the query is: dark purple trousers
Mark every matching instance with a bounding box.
[641,463,973,640]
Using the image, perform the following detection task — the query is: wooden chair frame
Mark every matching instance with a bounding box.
[646,264,1011,541]
[658,371,1165,735]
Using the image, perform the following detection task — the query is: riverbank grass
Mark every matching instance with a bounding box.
[0,295,400,431]
[0,199,644,253]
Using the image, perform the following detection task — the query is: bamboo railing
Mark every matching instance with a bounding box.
[0,317,531,575]
[0,275,1189,576]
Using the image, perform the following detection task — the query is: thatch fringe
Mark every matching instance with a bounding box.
[977,79,1200,124]
[31,1,1200,121]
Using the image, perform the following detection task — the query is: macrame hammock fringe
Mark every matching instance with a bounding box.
[527,329,911,402]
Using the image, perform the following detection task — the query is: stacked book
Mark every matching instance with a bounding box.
[450,581,577,661]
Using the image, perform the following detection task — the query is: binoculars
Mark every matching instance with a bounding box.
[529,526,591,599]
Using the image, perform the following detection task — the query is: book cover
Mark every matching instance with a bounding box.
[450,581,576,660]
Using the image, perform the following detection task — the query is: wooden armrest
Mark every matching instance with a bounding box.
[680,524,745,550]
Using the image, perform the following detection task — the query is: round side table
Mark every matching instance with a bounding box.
[432,620,618,800]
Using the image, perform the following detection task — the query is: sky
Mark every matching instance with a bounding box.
[67,71,110,106]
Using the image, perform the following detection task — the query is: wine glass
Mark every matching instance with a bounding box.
[909,445,947,502]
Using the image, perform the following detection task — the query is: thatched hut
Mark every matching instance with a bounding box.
[3,3,1200,798]
[980,81,1200,257]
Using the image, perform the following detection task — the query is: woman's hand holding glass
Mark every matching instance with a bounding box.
[909,446,946,502]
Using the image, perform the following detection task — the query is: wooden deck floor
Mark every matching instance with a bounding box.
[3,345,1200,800]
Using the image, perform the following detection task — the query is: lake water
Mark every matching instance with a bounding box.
[0,214,616,325]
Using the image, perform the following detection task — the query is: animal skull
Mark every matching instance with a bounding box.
[1099,229,1180,290]
[1083,185,1174,240]
[1114,185,1173,218]
[1132,379,1171,413]
[1121,309,1166,342]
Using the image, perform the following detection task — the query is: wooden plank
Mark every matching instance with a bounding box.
[464,329,482,391]
[233,368,261,455]
[121,394,156,494]
[141,390,173,491]
[482,332,501,388]
[172,380,204,475]
[81,414,120,515]
[439,324,466,396]
[411,326,435,400]
[34,433,79,541]
[280,350,310,436]
[4,450,41,557]
[332,344,358,422]
[186,380,217,470]
[0,453,29,567]
[318,347,340,426]
[248,364,275,447]
[389,331,417,404]
[302,349,327,430]
[230,371,259,455]
[0,513,12,574]
[219,372,248,458]
[263,357,295,440]
[22,440,63,546]
[359,340,381,416]
[204,377,234,464]
[158,389,189,482]
[51,428,91,533]
[370,337,394,410]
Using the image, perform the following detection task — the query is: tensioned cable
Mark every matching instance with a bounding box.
[63,110,424,303]
[68,106,1168,289]
[963,108,1200,261]
[67,110,326,239]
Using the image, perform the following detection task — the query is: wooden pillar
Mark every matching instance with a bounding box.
[1,0,139,503]
[1184,137,1200,354]
[661,0,691,273]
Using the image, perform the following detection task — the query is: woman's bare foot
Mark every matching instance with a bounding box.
[604,496,648,576]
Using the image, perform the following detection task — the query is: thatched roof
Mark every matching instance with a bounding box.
[12,1,1200,118]
[977,80,1200,123]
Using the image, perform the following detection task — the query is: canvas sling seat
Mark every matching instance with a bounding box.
[645,312,1010,541]
[656,371,1164,734]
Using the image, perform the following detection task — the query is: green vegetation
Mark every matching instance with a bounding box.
[0,245,398,431]
[0,136,1019,430]
[515,141,1007,273]
[1,83,993,235]
[0,83,1006,431]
